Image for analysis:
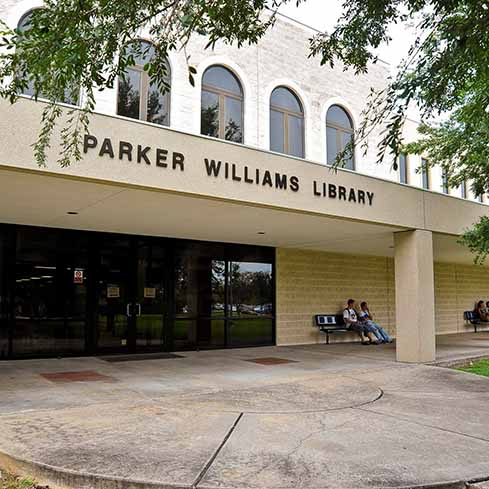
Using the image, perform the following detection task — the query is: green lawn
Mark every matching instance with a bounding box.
[456,358,489,377]
[0,471,40,489]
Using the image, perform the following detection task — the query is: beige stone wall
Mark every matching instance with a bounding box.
[434,263,489,334]
[276,248,489,346]
[275,248,395,345]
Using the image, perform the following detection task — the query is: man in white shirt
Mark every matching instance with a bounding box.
[343,299,380,345]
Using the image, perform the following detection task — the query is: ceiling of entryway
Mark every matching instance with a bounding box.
[0,167,478,265]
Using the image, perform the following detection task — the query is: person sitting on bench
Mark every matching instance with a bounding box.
[474,300,489,321]
[343,299,380,345]
[358,302,393,343]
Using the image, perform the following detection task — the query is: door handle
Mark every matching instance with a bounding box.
[136,303,141,317]
[126,303,132,317]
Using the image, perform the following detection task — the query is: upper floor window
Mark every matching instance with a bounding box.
[117,41,170,126]
[17,10,79,105]
[201,65,243,143]
[398,153,408,184]
[421,158,430,189]
[460,181,467,199]
[270,86,304,158]
[442,169,449,194]
[326,105,354,170]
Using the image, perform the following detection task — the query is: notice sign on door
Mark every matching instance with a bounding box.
[107,286,120,298]
[144,287,156,298]
[73,269,84,284]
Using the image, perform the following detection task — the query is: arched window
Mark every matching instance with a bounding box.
[117,41,170,126]
[270,86,304,158]
[201,65,243,143]
[326,105,355,170]
[17,9,80,105]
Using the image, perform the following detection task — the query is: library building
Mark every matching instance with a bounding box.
[1,2,488,362]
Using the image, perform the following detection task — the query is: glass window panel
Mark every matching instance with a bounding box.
[327,126,338,165]
[270,109,284,153]
[135,242,166,350]
[460,181,467,199]
[341,131,354,169]
[174,319,225,348]
[211,260,226,317]
[399,153,408,184]
[225,97,243,142]
[229,318,273,347]
[124,40,155,67]
[202,66,242,96]
[228,262,273,318]
[17,10,79,105]
[201,90,220,138]
[288,114,304,158]
[96,237,130,351]
[327,105,352,129]
[442,170,449,194]
[270,87,302,113]
[0,227,14,359]
[117,68,141,120]
[13,228,87,357]
[147,80,169,126]
[421,158,429,189]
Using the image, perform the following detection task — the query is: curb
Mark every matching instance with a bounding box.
[0,451,190,489]
[429,353,489,368]
[2,448,489,489]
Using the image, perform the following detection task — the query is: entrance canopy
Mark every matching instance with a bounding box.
[0,167,477,264]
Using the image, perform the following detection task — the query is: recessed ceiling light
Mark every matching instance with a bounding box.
[67,211,79,215]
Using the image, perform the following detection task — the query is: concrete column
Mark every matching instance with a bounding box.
[394,230,436,363]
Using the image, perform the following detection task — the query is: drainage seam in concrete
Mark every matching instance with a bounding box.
[192,412,243,488]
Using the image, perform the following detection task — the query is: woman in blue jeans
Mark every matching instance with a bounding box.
[358,302,393,343]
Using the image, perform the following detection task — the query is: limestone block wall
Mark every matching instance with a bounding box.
[434,263,489,334]
[276,248,489,346]
[275,248,396,345]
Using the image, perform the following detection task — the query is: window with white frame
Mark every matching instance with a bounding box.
[201,65,243,143]
[326,105,355,170]
[117,40,170,126]
[17,9,80,105]
[270,86,305,158]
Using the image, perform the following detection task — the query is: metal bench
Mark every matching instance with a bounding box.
[464,310,486,333]
[314,314,350,344]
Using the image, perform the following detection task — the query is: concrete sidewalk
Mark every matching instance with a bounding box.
[1,334,489,489]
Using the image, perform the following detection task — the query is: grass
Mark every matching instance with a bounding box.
[0,470,41,489]
[456,358,489,377]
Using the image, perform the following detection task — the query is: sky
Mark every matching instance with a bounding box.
[277,0,416,70]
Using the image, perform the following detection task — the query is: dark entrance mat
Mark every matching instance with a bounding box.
[98,352,185,363]
[40,370,116,383]
[246,357,298,365]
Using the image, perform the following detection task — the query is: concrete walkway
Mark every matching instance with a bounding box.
[1,333,489,489]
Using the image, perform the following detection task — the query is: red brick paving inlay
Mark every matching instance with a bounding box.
[246,357,298,365]
[40,370,116,383]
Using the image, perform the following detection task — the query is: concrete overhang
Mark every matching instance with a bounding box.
[0,98,485,265]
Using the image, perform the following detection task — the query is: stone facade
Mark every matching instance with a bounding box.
[275,248,396,345]
[276,247,489,346]
[1,0,483,201]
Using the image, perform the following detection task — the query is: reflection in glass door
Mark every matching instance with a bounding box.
[228,262,273,347]
[174,242,274,350]
[96,237,167,353]
[134,241,166,351]
[96,237,132,352]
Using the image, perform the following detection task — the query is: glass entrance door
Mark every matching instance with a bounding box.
[96,236,132,353]
[96,236,167,354]
[133,240,167,351]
